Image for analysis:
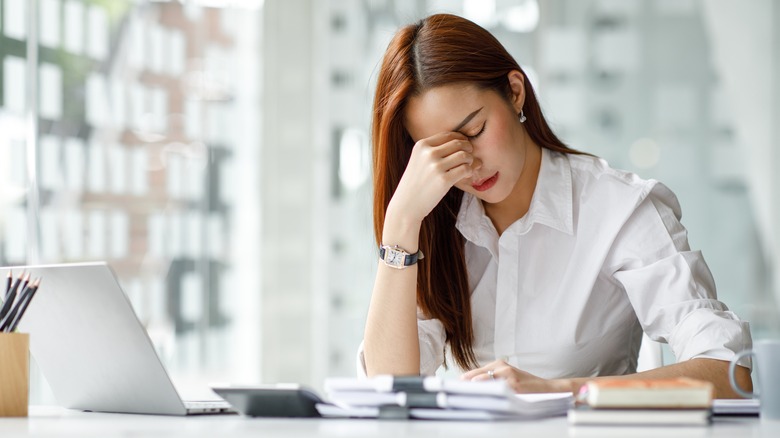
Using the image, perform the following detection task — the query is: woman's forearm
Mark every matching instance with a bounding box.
[363,212,423,376]
[557,358,753,398]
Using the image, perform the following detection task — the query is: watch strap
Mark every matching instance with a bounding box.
[379,245,423,268]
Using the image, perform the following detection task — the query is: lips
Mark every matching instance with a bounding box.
[472,172,498,192]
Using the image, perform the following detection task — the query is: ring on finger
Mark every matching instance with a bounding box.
[487,369,495,380]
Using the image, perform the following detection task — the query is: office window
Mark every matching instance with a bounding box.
[0,0,263,399]
[63,0,84,55]
[3,56,25,114]
[3,0,26,40]
[39,0,61,49]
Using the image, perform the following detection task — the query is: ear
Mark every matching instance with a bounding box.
[507,70,526,114]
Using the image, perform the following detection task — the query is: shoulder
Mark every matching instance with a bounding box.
[566,152,672,205]
[567,152,652,193]
[557,150,682,224]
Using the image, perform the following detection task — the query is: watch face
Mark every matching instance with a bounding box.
[386,248,405,266]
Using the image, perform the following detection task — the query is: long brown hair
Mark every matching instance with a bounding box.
[372,14,582,370]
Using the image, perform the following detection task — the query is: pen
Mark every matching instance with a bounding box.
[7,278,41,332]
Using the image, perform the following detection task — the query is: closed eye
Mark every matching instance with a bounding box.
[466,123,486,140]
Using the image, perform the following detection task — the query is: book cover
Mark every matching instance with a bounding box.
[568,406,712,426]
[578,377,714,408]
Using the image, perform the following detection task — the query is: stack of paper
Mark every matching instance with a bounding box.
[316,375,574,421]
[568,377,714,426]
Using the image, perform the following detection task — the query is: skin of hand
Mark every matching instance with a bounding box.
[460,358,753,399]
[385,131,477,228]
[461,359,571,393]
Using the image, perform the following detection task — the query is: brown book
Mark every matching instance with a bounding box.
[577,377,714,409]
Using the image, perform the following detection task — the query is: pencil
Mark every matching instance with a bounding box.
[10,271,23,295]
[0,272,23,324]
[20,272,30,292]
[8,278,40,332]
[0,281,26,332]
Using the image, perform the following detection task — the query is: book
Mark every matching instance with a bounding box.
[320,376,574,420]
[568,406,711,426]
[577,377,714,409]
[712,399,760,416]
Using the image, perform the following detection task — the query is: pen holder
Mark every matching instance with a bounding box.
[0,332,29,417]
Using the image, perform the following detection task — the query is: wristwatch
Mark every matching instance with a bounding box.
[379,244,424,269]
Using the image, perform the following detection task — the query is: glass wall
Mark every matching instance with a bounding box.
[1,0,777,396]
[1,0,262,399]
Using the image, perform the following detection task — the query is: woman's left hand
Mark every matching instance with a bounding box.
[460,359,576,394]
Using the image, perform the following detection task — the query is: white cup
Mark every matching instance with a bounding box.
[729,339,780,421]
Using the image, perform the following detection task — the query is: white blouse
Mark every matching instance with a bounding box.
[358,148,752,378]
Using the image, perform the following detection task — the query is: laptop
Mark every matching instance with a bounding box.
[1,262,233,416]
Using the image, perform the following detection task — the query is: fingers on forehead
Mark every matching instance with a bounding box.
[430,131,467,142]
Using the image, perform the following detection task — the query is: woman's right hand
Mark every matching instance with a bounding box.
[386,132,477,226]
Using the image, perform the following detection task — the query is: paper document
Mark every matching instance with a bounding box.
[324,375,512,396]
[320,376,573,421]
[317,403,560,421]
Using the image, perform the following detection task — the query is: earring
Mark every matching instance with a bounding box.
[519,110,527,123]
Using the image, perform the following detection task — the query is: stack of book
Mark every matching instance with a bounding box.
[568,377,714,426]
[318,375,574,421]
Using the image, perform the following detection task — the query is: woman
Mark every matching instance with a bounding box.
[360,13,752,398]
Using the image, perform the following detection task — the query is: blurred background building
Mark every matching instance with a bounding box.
[0,0,777,399]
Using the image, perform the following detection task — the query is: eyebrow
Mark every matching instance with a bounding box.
[452,107,484,132]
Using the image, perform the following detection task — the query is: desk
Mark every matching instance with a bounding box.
[0,407,777,437]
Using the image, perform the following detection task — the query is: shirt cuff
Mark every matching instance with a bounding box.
[668,307,753,369]
[356,340,368,378]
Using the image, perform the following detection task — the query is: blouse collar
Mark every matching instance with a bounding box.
[456,147,574,247]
